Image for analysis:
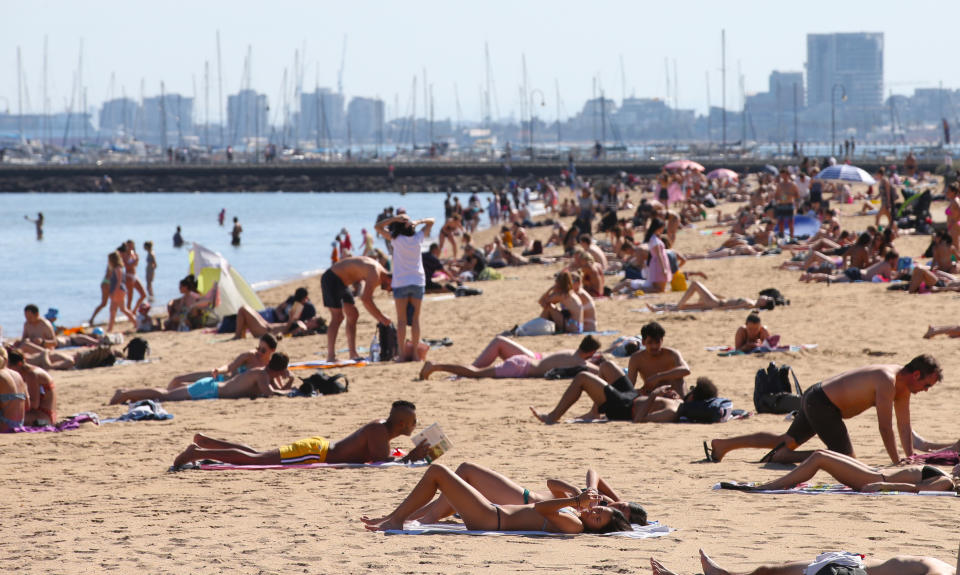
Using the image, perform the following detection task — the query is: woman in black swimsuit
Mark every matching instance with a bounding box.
[723,450,958,493]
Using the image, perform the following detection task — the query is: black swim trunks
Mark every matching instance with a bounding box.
[774,204,795,219]
[843,268,863,282]
[610,374,634,393]
[321,269,355,309]
[784,382,853,455]
[599,386,640,421]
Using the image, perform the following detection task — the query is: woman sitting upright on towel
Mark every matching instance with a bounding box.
[361,463,632,533]
[722,450,958,493]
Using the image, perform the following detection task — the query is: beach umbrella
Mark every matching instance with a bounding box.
[814,164,876,185]
[706,168,739,182]
[759,164,779,176]
[664,160,705,172]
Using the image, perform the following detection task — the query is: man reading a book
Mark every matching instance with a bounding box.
[171,400,430,468]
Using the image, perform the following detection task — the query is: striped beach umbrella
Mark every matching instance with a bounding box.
[814,165,877,185]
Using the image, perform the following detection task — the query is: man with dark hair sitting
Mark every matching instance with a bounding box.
[171,400,430,468]
[419,335,601,380]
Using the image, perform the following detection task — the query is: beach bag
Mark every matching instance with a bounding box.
[377,323,398,362]
[218,314,238,334]
[516,317,555,337]
[677,397,733,423]
[754,362,803,414]
[124,337,150,361]
[298,372,349,396]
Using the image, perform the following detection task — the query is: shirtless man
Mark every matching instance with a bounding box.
[530,322,690,423]
[321,256,393,362]
[773,167,799,239]
[649,549,955,575]
[577,233,608,270]
[167,333,278,389]
[16,304,57,349]
[801,250,898,283]
[734,313,772,353]
[6,348,56,425]
[418,335,601,380]
[109,352,293,404]
[171,400,430,468]
[707,354,942,464]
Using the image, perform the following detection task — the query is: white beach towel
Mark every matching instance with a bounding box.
[383,521,674,538]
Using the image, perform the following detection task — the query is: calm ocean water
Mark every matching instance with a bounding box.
[0,191,480,335]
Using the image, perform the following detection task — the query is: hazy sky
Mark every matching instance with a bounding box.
[4,0,960,124]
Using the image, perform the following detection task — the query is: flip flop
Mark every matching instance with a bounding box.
[702,441,718,463]
[759,441,786,464]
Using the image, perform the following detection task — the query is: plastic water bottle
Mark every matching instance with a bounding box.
[370,334,381,362]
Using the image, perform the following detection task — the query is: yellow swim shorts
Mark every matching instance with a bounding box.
[278,436,329,464]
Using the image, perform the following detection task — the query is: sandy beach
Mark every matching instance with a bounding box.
[2,187,958,575]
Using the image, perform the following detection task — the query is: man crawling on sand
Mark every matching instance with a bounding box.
[418,334,601,380]
[171,400,429,468]
[649,548,955,575]
[110,353,292,404]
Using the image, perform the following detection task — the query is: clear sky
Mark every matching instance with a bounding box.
[4,0,959,124]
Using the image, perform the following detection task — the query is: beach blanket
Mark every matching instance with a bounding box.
[383,520,674,538]
[289,359,367,370]
[906,449,960,465]
[194,460,428,471]
[706,344,818,356]
[9,412,99,433]
[565,410,750,424]
[713,482,957,496]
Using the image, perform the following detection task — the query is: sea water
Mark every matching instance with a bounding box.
[0,191,483,332]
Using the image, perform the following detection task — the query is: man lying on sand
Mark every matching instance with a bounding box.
[110,353,292,404]
[172,400,429,468]
[706,355,942,464]
[167,333,278,389]
[531,375,717,425]
[800,250,898,283]
[649,549,955,575]
[418,334,601,380]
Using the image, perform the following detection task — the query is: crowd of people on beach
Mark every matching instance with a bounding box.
[3,153,960,573]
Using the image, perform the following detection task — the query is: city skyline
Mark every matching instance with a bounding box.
[4,0,960,126]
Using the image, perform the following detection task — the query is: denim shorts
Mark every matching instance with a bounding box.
[392,284,425,300]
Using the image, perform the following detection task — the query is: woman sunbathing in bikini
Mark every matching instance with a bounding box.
[720,449,958,493]
[361,463,631,533]
[408,462,646,526]
[646,281,775,313]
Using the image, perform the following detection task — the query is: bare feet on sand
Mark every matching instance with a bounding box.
[109,389,126,405]
[172,444,200,468]
[649,557,678,575]
[700,549,731,575]
[924,325,935,339]
[529,406,556,424]
[360,515,403,531]
[418,361,434,380]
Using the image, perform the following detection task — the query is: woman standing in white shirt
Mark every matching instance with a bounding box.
[376,215,434,361]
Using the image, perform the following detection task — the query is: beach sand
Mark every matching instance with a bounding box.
[2,189,958,574]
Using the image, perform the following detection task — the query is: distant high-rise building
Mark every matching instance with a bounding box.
[806,33,883,108]
[226,89,268,145]
[142,94,194,147]
[99,98,138,137]
[346,97,384,143]
[768,71,805,111]
[299,89,345,146]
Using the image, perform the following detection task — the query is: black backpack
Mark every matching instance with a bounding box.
[124,337,150,361]
[377,323,398,362]
[753,361,803,414]
[297,372,349,396]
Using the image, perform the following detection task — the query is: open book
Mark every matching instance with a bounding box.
[412,423,453,463]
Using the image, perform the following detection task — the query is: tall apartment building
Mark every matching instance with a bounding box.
[807,33,883,108]
[298,89,345,145]
[99,98,138,137]
[226,89,268,145]
[142,94,194,147]
[346,97,384,143]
